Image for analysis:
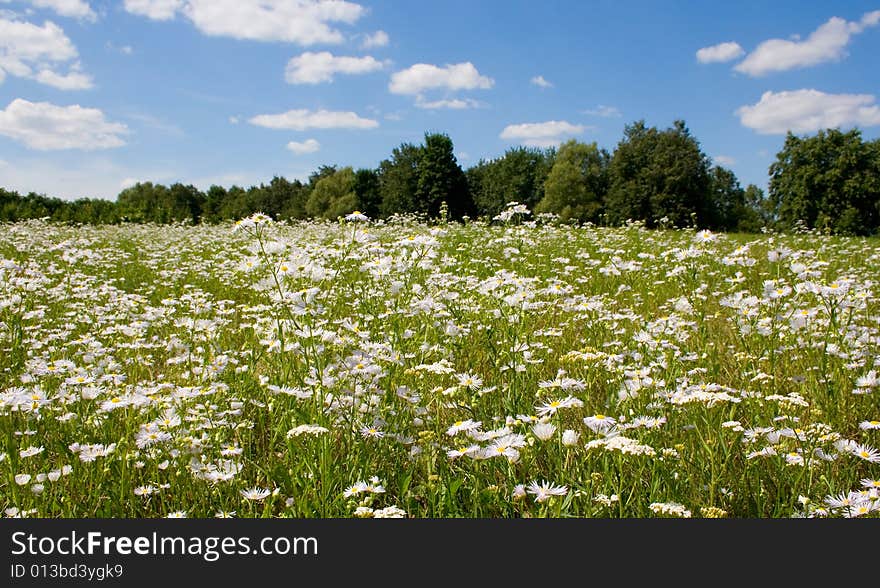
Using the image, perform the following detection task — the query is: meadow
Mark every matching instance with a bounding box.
[1,205,878,518]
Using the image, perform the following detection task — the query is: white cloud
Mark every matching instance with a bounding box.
[1,0,96,21]
[28,0,96,21]
[248,108,378,131]
[499,120,586,148]
[735,11,880,76]
[581,104,621,118]
[0,98,128,150]
[389,62,494,95]
[285,51,384,84]
[122,0,184,21]
[124,0,365,45]
[713,155,737,166]
[0,16,93,89]
[286,138,320,154]
[530,75,553,88]
[696,41,744,63]
[736,89,880,134]
[361,30,388,49]
[414,96,482,110]
[33,66,91,89]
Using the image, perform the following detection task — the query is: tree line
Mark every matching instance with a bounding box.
[2,121,878,235]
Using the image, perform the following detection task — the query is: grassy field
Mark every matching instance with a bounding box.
[1,207,879,518]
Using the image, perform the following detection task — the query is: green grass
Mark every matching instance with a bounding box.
[1,213,879,518]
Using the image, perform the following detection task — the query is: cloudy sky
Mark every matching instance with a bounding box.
[1,0,879,200]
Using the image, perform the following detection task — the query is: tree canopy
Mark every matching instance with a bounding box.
[3,122,876,236]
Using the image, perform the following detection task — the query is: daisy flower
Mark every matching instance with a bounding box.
[526,480,568,503]
[446,419,481,436]
[241,487,272,501]
[583,414,617,433]
[531,422,557,441]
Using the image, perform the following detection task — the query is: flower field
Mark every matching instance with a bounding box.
[2,209,879,518]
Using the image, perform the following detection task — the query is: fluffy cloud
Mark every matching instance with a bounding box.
[28,0,96,20]
[530,75,553,88]
[581,105,621,118]
[123,0,183,21]
[286,138,320,154]
[735,11,880,76]
[0,98,129,150]
[248,108,378,131]
[1,0,96,21]
[736,89,880,134]
[0,16,92,89]
[696,41,744,63]
[414,97,482,110]
[499,120,586,148]
[389,62,493,95]
[285,51,384,84]
[124,0,365,44]
[361,30,388,49]
[32,65,91,89]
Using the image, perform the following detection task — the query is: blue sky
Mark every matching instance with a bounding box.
[1,0,879,200]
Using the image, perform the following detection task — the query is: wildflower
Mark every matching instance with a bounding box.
[649,502,692,518]
[583,414,617,433]
[14,474,31,485]
[526,480,568,503]
[852,443,880,463]
[287,424,330,437]
[512,484,527,501]
[859,420,880,431]
[344,211,369,222]
[354,506,374,518]
[215,511,236,518]
[134,485,156,496]
[241,487,272,501]
[483,433,527,461]
[700,506,728,518]
[531,422,557,441]
[594,494,619,507]
[561,430,580,446]
[359,425,385,439]
[455,373,483,390]
[446,419,481,436]
[855,371,878,390]
[536,396,583,417]
[19,446,44,458]
[166,511,187,518]
[373,506,407,518]
[446,445,479,459]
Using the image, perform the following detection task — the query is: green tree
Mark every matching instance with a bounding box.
[468,146,554,218]
[166,183,205,223]
[606,120,711,228]
[706,166,744,231]
[535,140,609,223]
[379,142,423,217]
[305,167,357,219]
[416,132,473,219]
[353,168,382,219]
[202,185,227,223]
[117,182,168,223]
[769,128,880,235]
